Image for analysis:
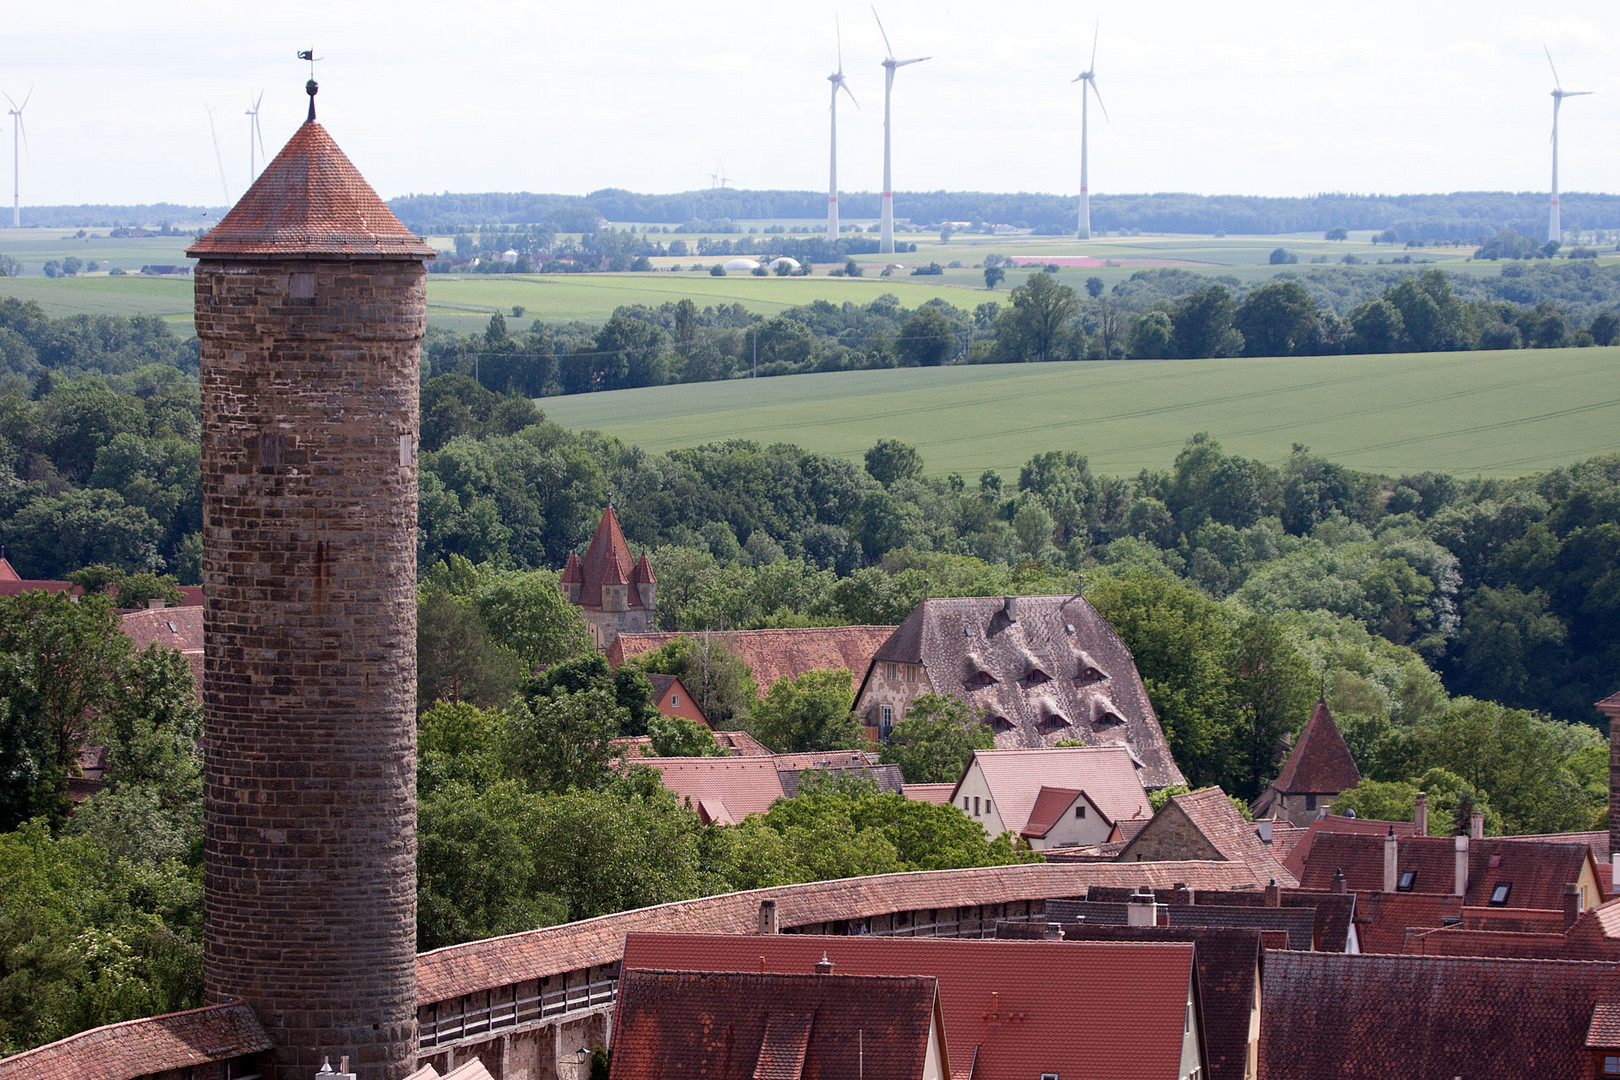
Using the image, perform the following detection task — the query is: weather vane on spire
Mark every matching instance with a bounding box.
[298,48,322,122]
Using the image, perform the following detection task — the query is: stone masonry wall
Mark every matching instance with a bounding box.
[196,258,424,1080]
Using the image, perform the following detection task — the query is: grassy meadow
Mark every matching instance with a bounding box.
[538,346,1620,480]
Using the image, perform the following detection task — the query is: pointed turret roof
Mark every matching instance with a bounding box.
[187,120,434,261]
[633,552,657,585]
[572,506,647,610]
[1270,698,1361,795]
[559,552,583,584]
[0,558,18,582]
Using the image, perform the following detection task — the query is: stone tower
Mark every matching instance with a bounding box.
[559,505,656,649]
[187,86,434,1080]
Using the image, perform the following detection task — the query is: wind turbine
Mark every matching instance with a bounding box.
[3,86,31,229]
[205,105,231,205]
[1072,23,1110,241]
[245,91,266,184]
[873,6,928,255]
[1544,46,1592,245]
[709,160,722,189]
[827,17,858,242]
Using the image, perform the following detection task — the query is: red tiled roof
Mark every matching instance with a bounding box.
[1501,830,1611,864]
[1280,815,1416,880]
[119,606,204,693]
[964,746,1152,836]
[1268,821,1306,865]
[0,1001,269,1080]
[864,596,1183,788]
[1588,1001,1620,1049]
[610,626,898,697]
[1596,691,1620,713]
[1402,924,1573,960]
[1260,951,1620,1080]
[0,557,16,581]
[1188,888,1357,953]
[904,782,957,805]
[416,860,1267,1004]
[1021,786,1086,839]
[566,506,651,610]
[1350,891,1464,955]
[1268,698,1360,796]
[1121,787,1298,888]
[1298,833,1596,912]
[1054,925,1260,1080]
[187,120,435,260]
[715,729,772,756]
[620,933,1197,1080]
[0,578,75,598]
[610,970,939,1080]
[634,756,786,824]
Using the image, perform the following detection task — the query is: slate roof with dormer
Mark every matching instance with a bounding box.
[861,596,1182,787]
[187,119,434,261]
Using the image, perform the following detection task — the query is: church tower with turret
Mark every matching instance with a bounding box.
[188,80,433,1080]
[559,505,657,648]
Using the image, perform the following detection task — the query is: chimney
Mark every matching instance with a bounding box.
[1469,810,1484,840]
[1172,882,1194,906]
[1256,818,1274,844]
[1265,879,1282,907]
[146,597,166,610]
[1002,596,1018,622]
[758,899,778,935]
[1127,888,1158,927]
[1383,827,1398,893]
[814,953,834,975]
[1331,868,1347,896]
[1454,835,1469,897]
[1565,882,1582,930]
[1043,922,1066,941]
[1413,792,1428,837]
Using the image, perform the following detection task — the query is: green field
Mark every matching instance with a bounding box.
[539,347,1620,479]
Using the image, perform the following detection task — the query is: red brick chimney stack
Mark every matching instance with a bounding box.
[189,93,434,1080]
[1413,791,1428,837]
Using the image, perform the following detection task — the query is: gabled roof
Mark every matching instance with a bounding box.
[1281,815,1418,880]
[0,557,17,581]
[119,606,204,693]
[1054,925,1261,1080]
[187,120,434,260]
[565,506,651,610]
[633,756,786,824]
[1188,888,1356,953]
[0,1001,270,1080]
[620,932,1198,1080]
[1267,698,1360,797]
[1021,786,1090,839]
[1298,833,1596,912]
[1597,691,1620,713]
[864,596,1182,787]
[1261,951,1620,1080]
[1119,787,1299,888]
[610,969,939,1080]
[963,746,1152,836]
[609,626,898,697]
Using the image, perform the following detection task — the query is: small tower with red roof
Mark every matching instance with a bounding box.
[559,506,657,648]
[1251,696,1362,826]
[187,77,431,1080]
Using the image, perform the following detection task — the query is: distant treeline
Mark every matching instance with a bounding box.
[386,189,1620,241]
[6,204,222,228]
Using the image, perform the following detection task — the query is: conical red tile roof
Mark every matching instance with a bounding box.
[187,120,434,260]
[1271,697,1360,795]
[573,506,645,609]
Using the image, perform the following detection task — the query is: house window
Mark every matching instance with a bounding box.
[886,663,897,680]
[1490,883,1512,906]
[1026,669,1051,686]
[671,693,680,707]
[1097,711,1124,727]
[1305,794,1317,811]
[1075,805,1086,819]
[1398,871,1416,892]
[973,796,980,816]
[1077,666,1105,683]
[989,716,1014,733]
[880,705,893,739]
[1041,713,1070,730]
[1603,1054,1620,1075]
[966,670,997,688]
[1042,1074,1060,1080]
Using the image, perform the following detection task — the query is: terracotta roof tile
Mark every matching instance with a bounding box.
[1597,691,1620,713]
[1349,891,1464,955]
[1260,951,1620,1080]
[187,120,434,260]
[416,860,1265,1004]
[0,557,17,581]
[864,597,1183,788]
[633,756,786,824]
[0,1001,269,1080]
[1021,786,1086,839]
[620,933,1196,1080]
[1280,816,1416,880]
[120,606,204,694]
[1298,833,1597,913]
[1051,925,1261,1080]
[610,627,897,697]
[1189,889,1357,953]
[610,970,938,1080]
[962,746,1151,837]
[571,506,644,610]
[903,782,957,805]
[1501,830,1611,864]
[1120,787,1299,888]
[715,729,773,756]
[1267,698,1360,797]
[1588,1001,1620,1049]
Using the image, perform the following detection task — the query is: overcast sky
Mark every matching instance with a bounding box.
[2,0,1616,208]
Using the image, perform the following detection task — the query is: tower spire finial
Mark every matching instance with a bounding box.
[298,48,321,122]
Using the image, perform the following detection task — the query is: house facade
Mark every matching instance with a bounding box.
[950,746,1153,847]
[854,595,1184,788]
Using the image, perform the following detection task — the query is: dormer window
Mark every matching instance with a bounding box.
[1397,870,1416,892]
[1490,883,1512,906]
[966,670,997,689]
[1077,665,1107,684]
[1097,710,1125,727]
[988,715,1014,733]
[1041,713,1071,731]
[1026,669,1051,686]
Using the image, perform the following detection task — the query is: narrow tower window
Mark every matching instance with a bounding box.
[399,433,412,467]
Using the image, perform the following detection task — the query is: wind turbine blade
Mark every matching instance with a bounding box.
[20,84,33,112]
[1092,80,1111,123]
[1,91,16,112]
[1544,44,1562,88]
[894,56,929,68]
[1090,20,1099,73]
[872,6,895,58]
[841,81,859,109]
